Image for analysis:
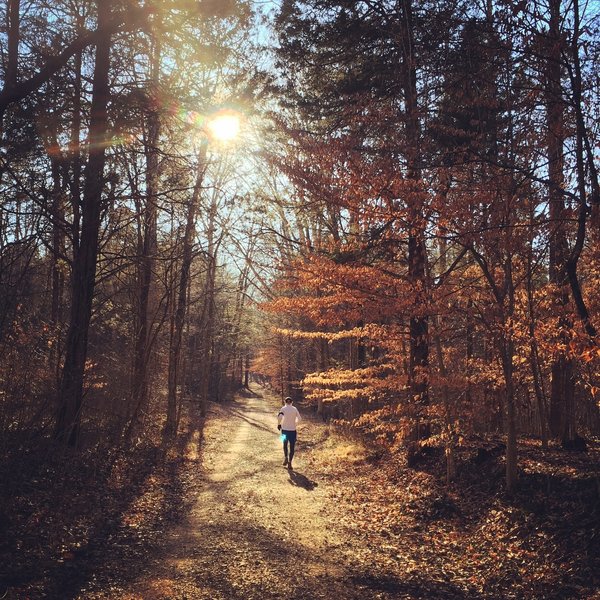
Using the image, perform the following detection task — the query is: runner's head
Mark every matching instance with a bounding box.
[285,396,292,404]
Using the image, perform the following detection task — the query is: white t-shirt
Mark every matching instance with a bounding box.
[278,404,301,431]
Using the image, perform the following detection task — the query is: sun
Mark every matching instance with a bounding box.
[206,111,241,142]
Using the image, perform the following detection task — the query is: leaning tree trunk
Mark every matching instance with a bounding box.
[55,0,112,446]
[565,0,597,341]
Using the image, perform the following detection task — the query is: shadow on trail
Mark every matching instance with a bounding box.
[236,386,262,398]
[222,407,276,435]
[21,406,207,600]
[220,395,279,435]
[350,572,485,600]
[288,469,318,491]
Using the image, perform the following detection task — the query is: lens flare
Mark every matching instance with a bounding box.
[280,433,287,442]
[170,103,242,144]
[206,111,241,142]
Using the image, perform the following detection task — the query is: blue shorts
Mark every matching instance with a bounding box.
[281,429,297,443]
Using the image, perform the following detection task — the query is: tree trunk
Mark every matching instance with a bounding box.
[68,17,83,252]
[501,338,518,494]
[6,0,20,90]
[49,156,65,384]
[545,0,575,441]
[434,319,455,483]
[55,0,112,446]
[198,188,219,415]
[553,0,598,445]
[526,275,549,447]
[0,0,20,139]
[165,144,206,434]
[177,275,193,429]
[131,32,161,431]
[227,260,251,391]
[472,245,519,492]
[244,353,250,388]
[402,0,429,437]
[564,0,597,340]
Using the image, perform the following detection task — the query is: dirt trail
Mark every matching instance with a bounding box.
[7,386,598,599]
[113,387,374,600]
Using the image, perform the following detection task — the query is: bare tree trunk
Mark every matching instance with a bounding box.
[49,156,65,384]
[227,256,252,390]
[527,275,549,447]
[243,353,249,388]
[564,0,597,341]
[131,31,161,431]
[472,244,519,492]
[165,144,207,435]
[198,188,219,415]
[553,0,598,446]
[434,236,456,482]
[5,0,20,90]
[68,20,83,252]
[434,320,455,484]
[0,0,20,139]
[49,10,83,392]
[197,254,216,413]
[545,0,575,440]
[402,0,429,438]
[55,0,112,446]
[501,337,518,494]
[177,276,193,429]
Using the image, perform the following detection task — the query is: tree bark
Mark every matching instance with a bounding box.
[198,187,220,415]
[501,337,518,494]
[545,0,575,440]
[49,156,65,385]
[526,266,548,447]
[564,0,597,341]
[472,247,519,492]
[165,143,207,434]
[0,5,152,130]
[131,30,161,431]
[6,0,20,90]
[402,0,429,436]
[55,0,113,446]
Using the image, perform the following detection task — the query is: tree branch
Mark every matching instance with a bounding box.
[0,7,151,119]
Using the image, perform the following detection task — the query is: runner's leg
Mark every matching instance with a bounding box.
[288,430,297,462]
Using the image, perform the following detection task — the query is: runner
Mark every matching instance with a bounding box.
[277,396,301,470]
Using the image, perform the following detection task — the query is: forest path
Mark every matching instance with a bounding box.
[112,386,380,600]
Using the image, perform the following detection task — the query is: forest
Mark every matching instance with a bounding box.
[1,0,599,598]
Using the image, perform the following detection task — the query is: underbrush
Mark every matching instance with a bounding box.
[0,403,204,599]
[319,432,600,599]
